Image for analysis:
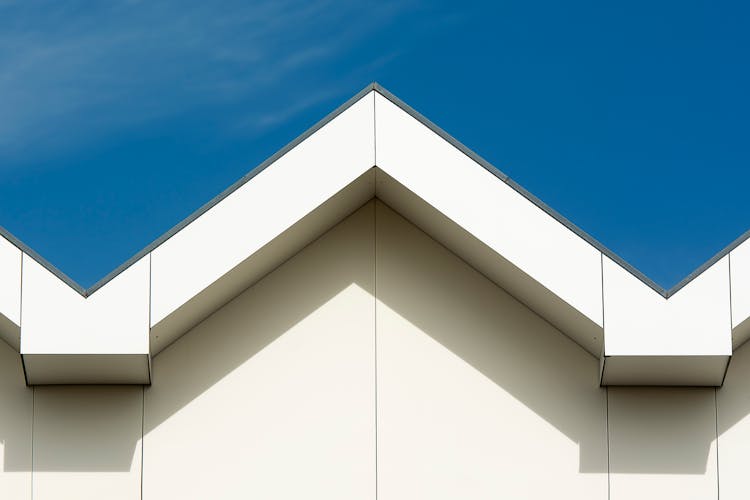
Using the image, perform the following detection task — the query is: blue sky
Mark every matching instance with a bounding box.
[0,1,748,289]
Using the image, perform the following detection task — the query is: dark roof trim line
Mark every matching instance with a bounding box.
[0,84,377,298]
[370,84,673,298]
[0,82,745,300]
[0,225,86,296]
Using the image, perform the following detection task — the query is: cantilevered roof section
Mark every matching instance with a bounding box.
[0,83,747,386]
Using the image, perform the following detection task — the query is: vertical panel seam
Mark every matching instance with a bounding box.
[141,385,145,500]
[18,251,23,330]
[602,253,610,500]
[373,84,378,500]
[148,253,152,330]
[148,254,152,385]
[600,252,607,388]
[374,200,378,500]
[30,385,34,500]
[723,254,733,387]
[715,387,720,500]
[606,386,610,500]
[20,253,29,386]
[373,89,378,500]
[728,253,733,337]
[373,91,377,167]
[601,252,606,358]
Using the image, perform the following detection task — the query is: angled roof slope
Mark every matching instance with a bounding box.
[0,83,747,386]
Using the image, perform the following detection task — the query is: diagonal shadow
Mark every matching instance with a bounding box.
[0,199,745,478]
[373,201,718,475]
[373,201,608,474]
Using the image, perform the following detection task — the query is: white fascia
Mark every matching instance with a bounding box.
[149,91,376,353]
[730,238,750,347]
[20,254,150,384]
[374,92,605,355]
[1,84,745,386]
[601,256,731,385]
[0,234,22,349]
[374,90,733,385]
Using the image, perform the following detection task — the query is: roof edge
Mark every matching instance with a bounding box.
[0,82,745,300]
[371,84,671,297]
[1,83,379,298]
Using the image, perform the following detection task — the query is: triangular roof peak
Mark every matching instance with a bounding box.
[0,84,747,385]
[1,83,742,298]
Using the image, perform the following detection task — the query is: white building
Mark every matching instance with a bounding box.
[0,84,749,499]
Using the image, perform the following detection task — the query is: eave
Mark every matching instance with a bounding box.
[0,83,746,386]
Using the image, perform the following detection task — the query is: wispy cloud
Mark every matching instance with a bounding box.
[0,0,415,164]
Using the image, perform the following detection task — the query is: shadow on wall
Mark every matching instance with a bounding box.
[717,338,750,447]
[0,339,32,472]
[606,386,717,474]
[374,203,720,476]
[141,200,376,437]
[374,201,606,474]
[2,199,749,475]
[0,338,143,473]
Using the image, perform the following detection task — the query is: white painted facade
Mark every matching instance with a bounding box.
[0,85,749,498]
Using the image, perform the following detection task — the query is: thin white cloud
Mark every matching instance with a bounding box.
[0,0,416,164]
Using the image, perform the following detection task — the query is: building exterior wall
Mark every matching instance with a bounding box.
[32,386,143,500]
[0,339,31,499]
[607,387,718,500]
[374,201,608,499]
[142,201,377,500]
[0,200,749,498]
[718,339,750,500]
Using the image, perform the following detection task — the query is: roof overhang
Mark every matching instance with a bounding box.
[0,84,745,386]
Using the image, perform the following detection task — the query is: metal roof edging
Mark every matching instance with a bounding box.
[0,82,746,301]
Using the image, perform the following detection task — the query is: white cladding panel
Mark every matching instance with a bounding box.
[374,93,603,329]
[375,202,607,499]
[150,92,376,327]
[0,236,21,327]
[717,341,750,500]
[730,240,750,328]
[21,255,149,354]
[143,204,376,500]
[0,340,31,498]
[32,386,143,500]
[608,387,718,500]
[603,256,731,356]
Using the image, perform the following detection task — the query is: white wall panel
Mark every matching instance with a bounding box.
[374,93,603,329]
[143,203,375,500]
[0,340,31,499]
[375,202,607,500]
[717,341,750,500]
[32,386,143,500]
[608,387,717,500]
[603,256,731,356]
[150,92,376,328]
